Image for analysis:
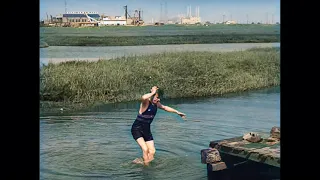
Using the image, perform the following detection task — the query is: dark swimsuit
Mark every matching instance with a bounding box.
[131,101,158,141]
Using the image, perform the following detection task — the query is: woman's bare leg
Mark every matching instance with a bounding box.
[135,137,150,165]
[146,140,156,163]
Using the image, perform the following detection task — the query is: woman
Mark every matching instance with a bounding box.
[131,86,186,165]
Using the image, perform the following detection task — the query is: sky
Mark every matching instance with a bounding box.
[40,0,280,24]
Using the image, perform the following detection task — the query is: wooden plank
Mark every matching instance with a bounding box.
[210,162,227,171]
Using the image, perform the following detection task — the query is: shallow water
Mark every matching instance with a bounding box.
[39,43,280,65]
[40,86,280,180]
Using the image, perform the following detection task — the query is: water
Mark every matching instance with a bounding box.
[39,43,280,65]
[40,86,280,180]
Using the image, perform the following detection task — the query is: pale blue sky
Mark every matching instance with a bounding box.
[40,0,280,24]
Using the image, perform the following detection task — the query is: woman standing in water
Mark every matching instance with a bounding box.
[131,86,186,166]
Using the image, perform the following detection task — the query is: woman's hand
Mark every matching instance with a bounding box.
[177,111,186,119]
[151,86,159,94]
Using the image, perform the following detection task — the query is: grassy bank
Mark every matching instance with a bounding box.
[40,47,280,113]
[40,24,280,46]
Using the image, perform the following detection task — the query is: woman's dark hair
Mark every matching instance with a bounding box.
[150,87,164,101]
[157,89,164,98]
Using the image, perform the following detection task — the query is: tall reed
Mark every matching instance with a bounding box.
[40,47,280,108]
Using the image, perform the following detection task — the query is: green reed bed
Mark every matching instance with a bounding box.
[40,47,280,113]
[42,34,279,46]
[40,24,280,37]
[40,24,280,46]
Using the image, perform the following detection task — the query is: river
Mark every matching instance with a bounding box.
[40,86,280,180]
[40,43,280,65]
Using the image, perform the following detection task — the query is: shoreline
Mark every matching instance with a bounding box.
[40,85,279,116]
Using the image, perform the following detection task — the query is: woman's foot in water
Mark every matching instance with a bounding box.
[143,157,155,166]
[132,157,144,165]
[133,157,154,166]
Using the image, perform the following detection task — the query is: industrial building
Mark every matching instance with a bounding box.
[224,20,237,24]
[98,6,143,26]
[180,6,201,24]
[99,16,127,26]
[181,16,201,24]
[42,14,63,26]
[62,12,100,22]
[42,5,144,27]
[61,12,100,27]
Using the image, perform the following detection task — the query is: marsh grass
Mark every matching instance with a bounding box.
[42,34,279,46]
[40,24,280,37]
[40,25,280,46]
[40,47,280,112]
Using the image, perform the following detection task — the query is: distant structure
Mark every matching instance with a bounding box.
[42,5,145,27]
[99,15,127,26]
[180,5,201,24]
[62,12,100,27]
[121,5,144,25]
[224,20,237,24]
[64,0,67,13]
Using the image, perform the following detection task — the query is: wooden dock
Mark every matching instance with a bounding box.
[201,127,280,180]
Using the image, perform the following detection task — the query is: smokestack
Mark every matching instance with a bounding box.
[196,6,199,17]
[197,6,199,17]
[195,6,197,18]
[138,10,141,21]
[164,1,167,23]
[124,5,128,20]
[246,14,248,24]
[160,3,163,23]
[190,5,192,17]
[187,6,189,17]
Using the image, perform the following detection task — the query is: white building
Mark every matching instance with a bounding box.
[225,20,237,24]
[99,16,127,26]
[181,16,201,24]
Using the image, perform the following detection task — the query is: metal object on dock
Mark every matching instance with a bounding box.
[270,126,280,139]
[201,148,227,171]
[242,132,262,142]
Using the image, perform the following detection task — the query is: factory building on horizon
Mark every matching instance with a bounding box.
[180,5,201,24]
[62,12,100,23]
[41,6,144,27]
[99,16,127,26]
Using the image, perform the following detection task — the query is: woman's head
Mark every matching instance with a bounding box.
[150,86,163,104]
[151,92,160,104]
